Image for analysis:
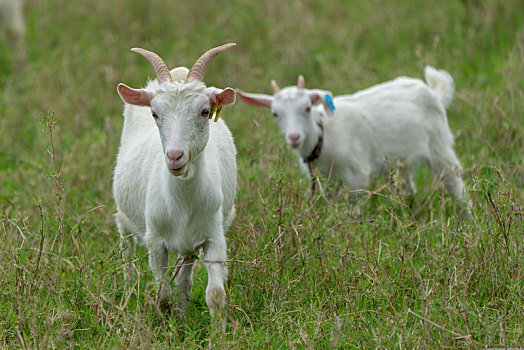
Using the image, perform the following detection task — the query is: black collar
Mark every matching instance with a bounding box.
[303,121,323,166]
[303,120,323,193]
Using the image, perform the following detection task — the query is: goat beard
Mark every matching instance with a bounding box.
[177,163,195,181]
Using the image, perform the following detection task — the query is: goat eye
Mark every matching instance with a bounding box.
[272,112,278,118]
[305,106,311,113]
[152,112,159,119]
[201,109,210,118]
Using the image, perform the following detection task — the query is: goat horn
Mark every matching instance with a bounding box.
[186,43,236,83]
[131,48,173,84]
[297,75,305,89]
[270,79,280,93]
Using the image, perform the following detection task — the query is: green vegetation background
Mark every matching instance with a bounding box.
[0,0,522,347]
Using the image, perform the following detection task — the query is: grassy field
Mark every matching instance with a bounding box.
[1,0,522,347]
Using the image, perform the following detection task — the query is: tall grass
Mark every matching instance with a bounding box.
[1,0,522,347]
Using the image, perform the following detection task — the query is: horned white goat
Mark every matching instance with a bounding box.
[237,67,469,205]
[114,43,237,315]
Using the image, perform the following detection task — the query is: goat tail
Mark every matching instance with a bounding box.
[424,66,455,109]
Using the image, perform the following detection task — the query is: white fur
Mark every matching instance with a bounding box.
[0,0,24,36]
[238,66,468,204]
[114,67,237,313]
[0,0,25,62]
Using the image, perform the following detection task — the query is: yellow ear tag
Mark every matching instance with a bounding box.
[209,105,217,120]
[214,107,223,122]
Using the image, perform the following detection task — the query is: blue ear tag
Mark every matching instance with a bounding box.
[325,94,335,111]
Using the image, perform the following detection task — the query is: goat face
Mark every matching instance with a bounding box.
[151,83,211,176]
[118,81,235,178]
[117,45,236,179]
[237,79,334,153]
[271,87,316,149]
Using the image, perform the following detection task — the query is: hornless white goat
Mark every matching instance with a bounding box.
[114,44,237,315]
[237,67,469,205]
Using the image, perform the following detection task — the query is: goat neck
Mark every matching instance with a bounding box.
[297,109,324,160]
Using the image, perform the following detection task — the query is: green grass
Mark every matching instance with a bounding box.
[1,0,523,347]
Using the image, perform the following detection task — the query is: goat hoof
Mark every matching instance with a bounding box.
[154,297,171,313]
[206,287,226,311]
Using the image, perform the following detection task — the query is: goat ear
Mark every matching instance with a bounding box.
[117,83,153,106]
[308,89,335,116]
[206,87,236,106]
[236,90,273,109]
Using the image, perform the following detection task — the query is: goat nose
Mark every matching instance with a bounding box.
[167,149,184,162]
[288,133,300,143]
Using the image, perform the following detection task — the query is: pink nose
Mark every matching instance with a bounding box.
[288,133,300,143]
[167,149,184,162]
